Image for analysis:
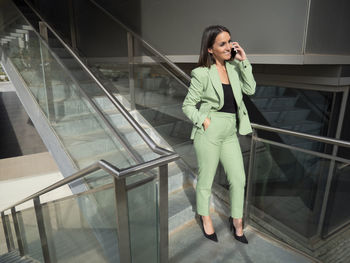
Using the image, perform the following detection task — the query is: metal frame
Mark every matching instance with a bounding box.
[244,131,257,226]
[317,87,350,237]
[1,212,11,252]
[159,164,169,263]
[33,197,52,263]
[0,153,179,263]
[247,123,350,248]
[11,208,24,256]
[127,32,136,110]
[22,0,173,156]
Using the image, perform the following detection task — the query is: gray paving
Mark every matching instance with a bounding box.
[170,213,315,263]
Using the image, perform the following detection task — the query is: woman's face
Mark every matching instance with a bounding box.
[208,31,232,63]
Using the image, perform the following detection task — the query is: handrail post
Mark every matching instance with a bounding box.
[244,130,258,226]
[1,212,12,252]
[114,177,132,263]
[127,32,136,110]
[34,197,52,263]
[159,164,169,263]
[11,208,25,256]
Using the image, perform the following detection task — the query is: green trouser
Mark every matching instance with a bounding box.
[194,111,246,219]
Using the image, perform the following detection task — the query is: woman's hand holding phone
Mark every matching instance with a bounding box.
[230,42,247,61]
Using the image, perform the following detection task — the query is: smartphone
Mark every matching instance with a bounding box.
[231,47,237,59]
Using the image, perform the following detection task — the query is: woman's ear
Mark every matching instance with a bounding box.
[208,48,213,54]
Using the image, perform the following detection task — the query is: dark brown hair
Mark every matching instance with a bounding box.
[197,25,231,68]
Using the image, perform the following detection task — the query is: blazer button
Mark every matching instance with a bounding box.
[243,112,246,115]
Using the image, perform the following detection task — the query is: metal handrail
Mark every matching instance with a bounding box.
[21,0,350,154]
[251,123,350,148]
[88,0,191,84]
[22,0,173,156]
[0,153,179,213]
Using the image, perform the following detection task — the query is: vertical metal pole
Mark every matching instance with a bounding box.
[34,197,51,263]
[68,0,77,50]
[11,208,25,256]
[159,164,169,263]
[1,212,11,252]
[127,32,136,110]
[317,87,349,237]
[39,21,56,122]
[244,130,257,226]
[114,177,132,263]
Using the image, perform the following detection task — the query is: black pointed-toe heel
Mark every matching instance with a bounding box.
[229,217,248,244]
[199,216,218,242]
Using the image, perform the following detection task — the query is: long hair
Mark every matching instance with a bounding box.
[197,25,231,68]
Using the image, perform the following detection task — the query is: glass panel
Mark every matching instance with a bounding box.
[323,164,350,236]
[8,213,18,250]
[249,140,330,239]
[0,218,7,254]
[0,1,161,174]
[41,185,119,263]
[127,173,158,263]
[251,85,334,136]
[17,204,43,262]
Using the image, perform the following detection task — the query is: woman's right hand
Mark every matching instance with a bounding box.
[203,117,211,131]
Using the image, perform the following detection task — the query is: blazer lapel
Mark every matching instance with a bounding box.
[208,64,224,109]
[226,61,242,106]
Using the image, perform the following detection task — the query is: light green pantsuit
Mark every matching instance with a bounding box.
[194,111,246,219]
[182,59,256,219]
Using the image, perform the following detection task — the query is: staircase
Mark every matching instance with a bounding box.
[0,1,323,263]
[0,251,36,263]
[0,1,199,261]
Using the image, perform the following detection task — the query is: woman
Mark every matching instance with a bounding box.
[182,25,256,244]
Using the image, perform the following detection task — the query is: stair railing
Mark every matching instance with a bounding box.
[21,0,175,156]
[246,123,350,245]
[0,153,179,263]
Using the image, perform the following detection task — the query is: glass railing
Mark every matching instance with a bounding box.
[0,153,178,263]
[0,218,7,254]
[0,0,161,177]
[246,124,350,260]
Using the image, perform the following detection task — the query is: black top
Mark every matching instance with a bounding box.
[218,83,237,113]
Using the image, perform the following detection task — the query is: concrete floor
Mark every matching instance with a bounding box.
[170,213,317,263]
[0,83,47,159]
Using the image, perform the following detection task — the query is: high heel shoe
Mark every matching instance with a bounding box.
[229,217,248,244]
[199,216,218,242]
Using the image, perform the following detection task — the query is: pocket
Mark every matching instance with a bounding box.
[204,118,217,137]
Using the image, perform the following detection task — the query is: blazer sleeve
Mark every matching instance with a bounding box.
[235,58,256,95]
[182,69,208,128]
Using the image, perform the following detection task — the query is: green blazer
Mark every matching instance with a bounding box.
[182,59,256,139]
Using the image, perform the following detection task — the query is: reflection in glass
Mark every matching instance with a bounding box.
[250,141,329,238]
[17,206,43,262]
[323,164,350,236]
[0,218,7,254]
[41,187,119,263]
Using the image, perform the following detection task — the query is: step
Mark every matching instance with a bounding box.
[29,82,71,102]
[59,58,81,70]
[262,108,311,124]
[52,110,137,137]
[251,96,298,109]
[169,186,196,233]
[168,161,193,194]
[51,47,72,59]
[170,212,314,263]
[278,120,323,134]
[0,250,34,263]
[255,86,286,97]
[75,144,157,170]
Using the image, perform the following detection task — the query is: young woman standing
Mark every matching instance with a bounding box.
[182,25,256,244]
